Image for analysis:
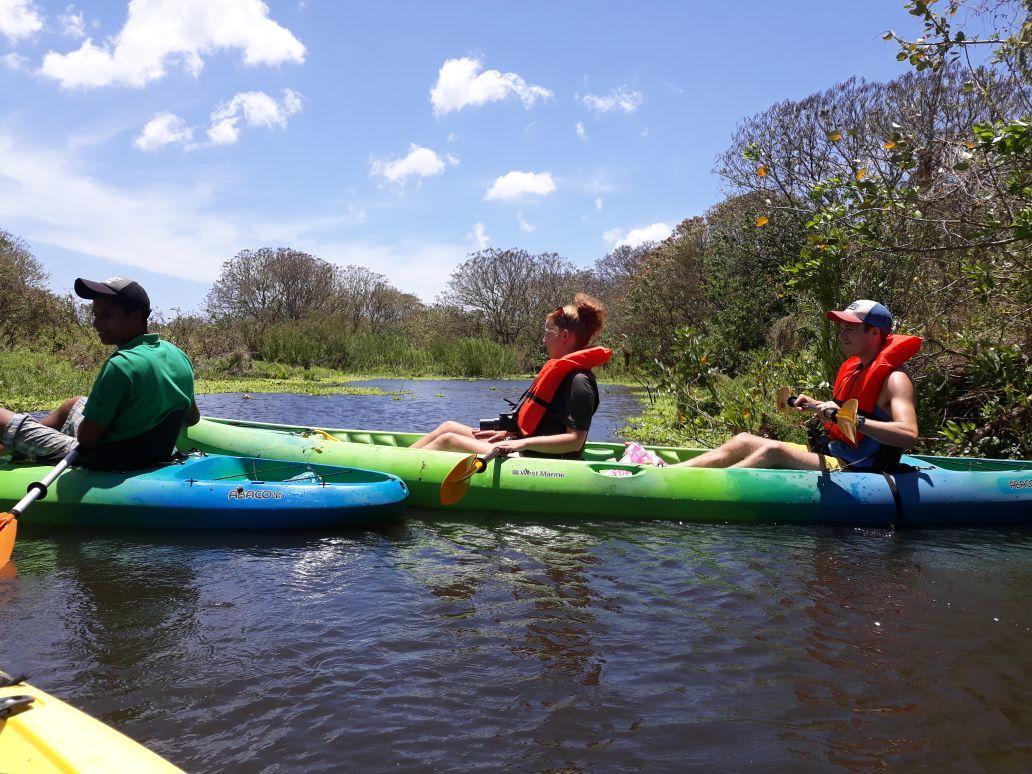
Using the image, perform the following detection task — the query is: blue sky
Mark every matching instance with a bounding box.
[0,0,923,313]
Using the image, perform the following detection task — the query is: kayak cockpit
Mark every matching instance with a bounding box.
[160,455,401,487]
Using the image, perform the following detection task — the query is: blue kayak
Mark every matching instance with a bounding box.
[0,454,408,530]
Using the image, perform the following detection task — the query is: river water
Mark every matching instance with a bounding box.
[2,381,1030,771]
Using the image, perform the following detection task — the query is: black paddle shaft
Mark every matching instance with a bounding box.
[787,395,840,420]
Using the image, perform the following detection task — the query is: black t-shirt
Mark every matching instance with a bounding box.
[522,371,600,459]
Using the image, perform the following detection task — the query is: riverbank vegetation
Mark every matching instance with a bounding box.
[2,1,1028,456]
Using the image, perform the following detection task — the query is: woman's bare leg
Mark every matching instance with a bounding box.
[411,421,477,449]
[420,431,495,454]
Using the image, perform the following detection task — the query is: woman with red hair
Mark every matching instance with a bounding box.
[411,294,609,459]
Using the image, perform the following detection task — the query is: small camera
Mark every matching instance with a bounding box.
[479,411,519,432]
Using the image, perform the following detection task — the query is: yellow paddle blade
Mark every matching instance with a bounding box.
[836,398,859,444]
[0,513,16,569]
[776,386,793,413]
[303,429,340,442]
[440,455,480,506]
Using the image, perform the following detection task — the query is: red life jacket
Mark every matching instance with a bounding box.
[825,334,922,447]
[516,347,612,437]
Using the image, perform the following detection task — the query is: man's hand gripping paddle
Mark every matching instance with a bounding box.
[0,449,79,568]
[776,387,859,444]
[440,447,508,506]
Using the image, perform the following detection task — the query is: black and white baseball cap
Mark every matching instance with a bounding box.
[74,276,151,313]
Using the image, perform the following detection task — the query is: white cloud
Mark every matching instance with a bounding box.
[595,197,604,211]
[369,143,458,187]
[132,90,302,151]
[580,86,644,114]
[0,130,462,301]
[207,89,303,145]
[575,121,587,140]
[0,130,242,282]
[517,212,534,233]
[603,222,671,248]
[578,174,618,195]
[306,239,466,301]
[484,170,556,202]
[640,126,650,138]
[0,0,43,41]
[1,52,30,71]
[40,0,305,89]
[429,56,552,117]
[466,222,489,250]
[447,131,460,142]
[134,112,194,150]
[346,204,367,223]
[58,5,85,39]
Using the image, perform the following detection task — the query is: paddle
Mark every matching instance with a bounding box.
[440,447,508,506]
[0,448,79,568]
[776,387,859,444]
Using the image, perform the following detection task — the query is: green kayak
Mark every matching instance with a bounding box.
[181,417,1032,527]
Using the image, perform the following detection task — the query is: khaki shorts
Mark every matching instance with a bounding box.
[784,442,843,472]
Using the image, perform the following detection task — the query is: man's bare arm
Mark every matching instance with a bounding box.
[76,418,107,449]
[859,371,919,449]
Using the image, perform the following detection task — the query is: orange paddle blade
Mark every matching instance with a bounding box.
[0,513,16,569]
[776,386,793,413]
[440,455,480,506]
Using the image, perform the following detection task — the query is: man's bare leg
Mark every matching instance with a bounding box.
[730,440,824,470]
[38,396,85,429]
[0,396,84,456]
[676,433,768,468]
[0,407,13,455]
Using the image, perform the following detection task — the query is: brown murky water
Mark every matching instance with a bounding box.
[2,383,1030,771]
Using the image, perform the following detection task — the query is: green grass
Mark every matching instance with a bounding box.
[0,348,96,412]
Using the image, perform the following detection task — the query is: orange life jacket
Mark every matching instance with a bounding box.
[516,347,612,437]
[825,334,922,447]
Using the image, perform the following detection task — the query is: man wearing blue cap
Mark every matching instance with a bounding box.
[0,276,200,470]
[676,299,920,471]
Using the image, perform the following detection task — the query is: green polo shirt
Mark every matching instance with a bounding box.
[83,334,195,443]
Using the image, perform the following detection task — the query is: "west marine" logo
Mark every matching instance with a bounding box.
[228,489,284,500]
[510,468,567,479]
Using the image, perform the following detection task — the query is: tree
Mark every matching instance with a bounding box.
[0,230,76,347]
[206,247,336,325]
[616,218,711,364]
[590,242,654,307]
[442,248,584,348]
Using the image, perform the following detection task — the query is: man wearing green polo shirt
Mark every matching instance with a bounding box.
[0,276,199,470]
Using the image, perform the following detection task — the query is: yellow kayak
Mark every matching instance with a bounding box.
[0,672,181,773]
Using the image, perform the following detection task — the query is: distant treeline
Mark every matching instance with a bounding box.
[2,0,1028,457]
